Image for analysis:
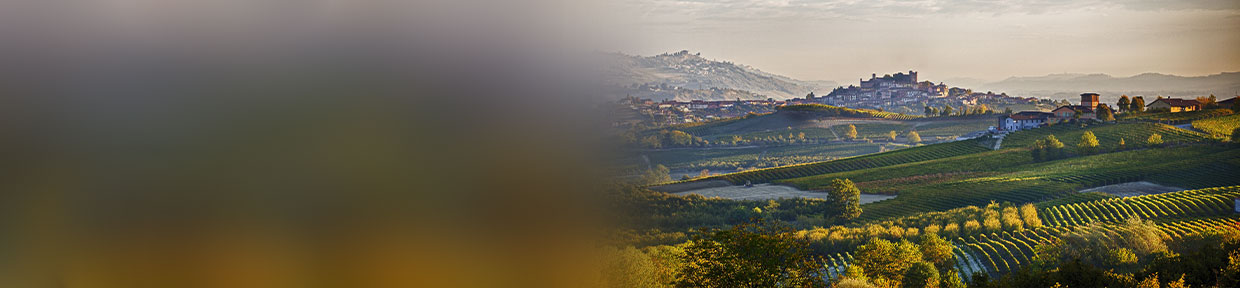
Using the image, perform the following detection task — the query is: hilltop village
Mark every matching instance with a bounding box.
[615,71,1056,129]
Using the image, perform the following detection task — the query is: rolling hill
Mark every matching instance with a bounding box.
[602,50,837,101]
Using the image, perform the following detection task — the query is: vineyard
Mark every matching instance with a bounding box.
[783,145,1240,222]
[815,186,1240,279]
[1191,113,1240,139]
[1123,109,1235,124]
[701,139,991,185]
[1002,121,1209,149]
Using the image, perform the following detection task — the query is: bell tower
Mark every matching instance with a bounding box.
[1080,93,1100,108]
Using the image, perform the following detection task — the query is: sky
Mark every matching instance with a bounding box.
[607,0,1240,83]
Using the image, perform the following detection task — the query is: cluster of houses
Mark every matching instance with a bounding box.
[798,71,1046,112]
[998,93,1237,131]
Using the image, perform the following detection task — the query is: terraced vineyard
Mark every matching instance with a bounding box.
[1002,122,1209,149]
[704,139,991,185]
[950,215,1240,277]
[1191,113,1240,139]
[1039,186,1240,227]
[816,186,1240,279]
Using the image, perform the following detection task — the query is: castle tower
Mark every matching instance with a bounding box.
[1080,93,1100,108]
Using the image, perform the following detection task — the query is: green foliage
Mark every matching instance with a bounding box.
[901,262,939,288]
[1132,96,1146,112]
[908,131,921,144]
[644,164,672,185]
[674,220,825,288]
[1147,133,1163,146]
[1033,135,1065,161]
[1118,95,1131,113]
[830,178,863,220]
[854,238,924,284]
[889,130,899,142]
[603,246,680,288]
[1037,218,1167,272]
[1096,104,1115,121]
[1076,131,1099,155]
[919,234,956,272]
[846,124,859,140]
[940,270,965,288]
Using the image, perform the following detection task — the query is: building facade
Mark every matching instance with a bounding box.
[1146,98,1202,112]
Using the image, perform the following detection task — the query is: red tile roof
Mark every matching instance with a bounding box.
[1148,98,1202,107]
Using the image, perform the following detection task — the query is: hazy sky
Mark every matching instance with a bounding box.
[610,0,1240,83]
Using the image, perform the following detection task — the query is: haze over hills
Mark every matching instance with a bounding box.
[604,50,1240,105]
[603,50,837,101]
[979,72,1240,103]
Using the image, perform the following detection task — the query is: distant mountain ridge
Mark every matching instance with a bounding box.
[603,50,837,101]
[980,72,1240,103]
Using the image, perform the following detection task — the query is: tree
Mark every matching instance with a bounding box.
[1031,139,1045,162]
[924,106,934,116]
[1131,96,1146,113]
[642,135,662,149]
[1147,133,1163,146]
[698,169,710,178]
[1233,127,1240,143]
[845,125,859,140]
[1003,107,1013,115]
[940,270,965,288]
[829,178,862,220]
[1036,135,1065,161]
[1096,104,1114,121]
[888,131,898,142]
[941,105,954,117]
[907,131,921,144]
[902,262,940,288]
[853,238,923,284]
[1198,94,1218,108]
[644,164,672,184]
[1117,95,1131,113]
[919,234,955,273]
[1078,131,1099,155]
[1117,138,1126,151]
[675,220,826,288]
[668,130,693,146]
[797,132,806,142]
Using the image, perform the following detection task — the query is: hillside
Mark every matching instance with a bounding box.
[603,50,837,100]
